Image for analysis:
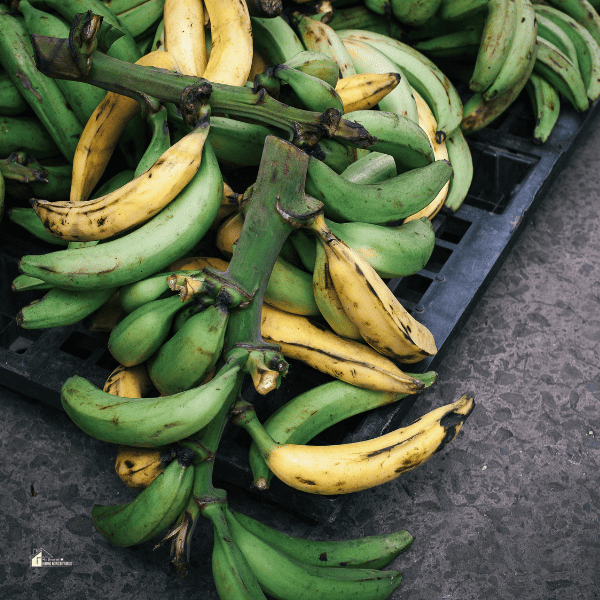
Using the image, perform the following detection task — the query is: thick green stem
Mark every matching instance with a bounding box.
[30,29,375,149]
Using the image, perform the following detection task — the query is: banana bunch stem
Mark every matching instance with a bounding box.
[30,14,376,150]
[0,152,48,184]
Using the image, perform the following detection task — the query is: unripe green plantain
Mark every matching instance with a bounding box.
[0,70,28,116]
[340,151,397,184]
[0,116,60,159]
[282,50,340,87]
[147,302,229,396]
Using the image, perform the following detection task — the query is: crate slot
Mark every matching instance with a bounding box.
[0,320,43,353]
[436,215,472,244]
[395,273,433,310]
[59,331,99,360]
[95,348,119,372]
[424,244,453,274]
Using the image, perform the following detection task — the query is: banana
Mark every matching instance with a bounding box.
[289,228,317,272]
[133,105,171,178]
[313,241,363,340]
[223,506,404,600]
[103,362,156,398]
[61,356,244,447]
[5,161,71,202]
[443,127,474,213]
[525,72,561,144]
[341,37,419,122]
[439,0,488,20]
[250,15,306,64]
[163,0,206,76]
[232,509,414,569]
[481,0,538,100]
[93,449,195,547]
[249,372,437,488]
[19,141,222,290]
[311,214,437,362]
[108,295,191,367]
[305,155,452,224]
[116,0,164,38]
[283,50,340,87]
[114,445,173,489]
[0,69,29,116]
[105,0,149,14]
[18,0,107,125]
[292,12,357,77]
[534,3,600,101]
[16,286,118,329]
[203,0,253,85]
[260,303,425,393]
[335,72,401,113]
[69,50,179,203]
[391,0,444,26]
[11,274,53,292]
[146,303,229,395]
[88,291,125,331]
[202,501,267,600]
[364,0,393,16]
[413,27,483,58]
[536,11,580,68]
[533,37,589,112]
[541,0,600,46]
[0,6,82,161]
[327,5,403,39]
[469,0,516,93]
[0,116,60,159]
[337,29,464,141]
[8,207,69,246]
[273,65,345,113]
[237,394,474,494]
[326,216,436,279]
[311,137,357,174]
[340,151,397,184]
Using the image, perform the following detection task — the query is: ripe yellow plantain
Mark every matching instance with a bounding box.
[335,72,401,113]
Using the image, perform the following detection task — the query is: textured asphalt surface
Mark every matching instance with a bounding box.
[1,108,600,600]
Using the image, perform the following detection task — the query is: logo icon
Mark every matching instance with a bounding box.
[30,548,73,567]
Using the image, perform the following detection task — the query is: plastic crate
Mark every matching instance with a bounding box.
[1,95,597,522]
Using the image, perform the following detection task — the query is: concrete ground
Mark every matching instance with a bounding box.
[1,111,600,599]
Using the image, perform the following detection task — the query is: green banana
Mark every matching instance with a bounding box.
[438,0,488,20]
[443,127,474,213]
[536,12,580,68]
[312,138,357,174]
[0,70,28,116]
[413,27,483,58]
[540,0,600,46]
[202,502,267,600]
[29,0,142,62]
[11,273,53,292]
[326,216,436,279]
[146,302,229,396]
[341,37,419,124]
[223,507,403,600]
[292,13,357,77]
[283,50,340,87]
[533,37,589,112]
[534,3,600,101]
[391,0,444,26]
[92,449,195,547]
[134,105,171,177]
[8,207,69,246]
[249,373,437,488]
[61,355,244,447]
[340,151,397,183]
[116,0,165,38]
[480,0,538,101]
[337,29,464,141]
[105,0,149,14]
[0,116,60,159]
[344,109,434,171]
[5,162,71,202]
[0,6,83,161]
[19,141,222,290]
[18,0,107,125]
[364,0,393,16]
[150,17,164,52]
[328,5,404,39]
[251,16,305,64]
[305,155,452,223]
[108,294,192,367]
[266,256,320,316]
[525,72,561,144]
[272,65,345,113]
[16,285,117,329]
[289,228,317,273]
[232,510,413,570]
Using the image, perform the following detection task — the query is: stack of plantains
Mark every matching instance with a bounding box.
[1,0,598,597]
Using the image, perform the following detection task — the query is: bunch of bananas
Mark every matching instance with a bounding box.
[0,0,492,597]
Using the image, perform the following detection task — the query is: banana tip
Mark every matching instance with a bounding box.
[254,477,269,491]
[435,130,446,144]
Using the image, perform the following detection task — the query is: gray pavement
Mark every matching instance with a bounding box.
[1,111,600,599]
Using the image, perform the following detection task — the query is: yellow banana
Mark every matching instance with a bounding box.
[32,112,210,241]
[114,445,172,489]
[215,211,244,258]
[334,72,401,113]
[167,255,230,271]
[404,88,450,222]
[311,215,437,363]
[88,292,126,332]
[163,0,207,76]
[238,394,474,495]
[248,47,269,82]
[260,304,425,394]
[203,0,253,85]
[69,50,180,203]
[103,362,155,399]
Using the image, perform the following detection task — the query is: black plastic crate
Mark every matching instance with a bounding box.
[1,95,598,522]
